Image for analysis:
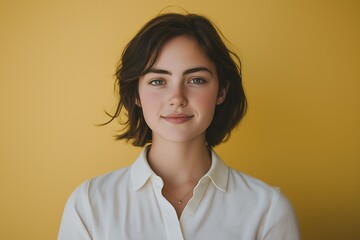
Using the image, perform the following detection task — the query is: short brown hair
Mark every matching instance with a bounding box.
[106,13,247,147]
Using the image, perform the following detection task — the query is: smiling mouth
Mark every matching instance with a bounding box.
[161,114,194,124]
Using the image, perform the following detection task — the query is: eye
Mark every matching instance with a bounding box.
[149,79,166,86]
[189,77,206,85]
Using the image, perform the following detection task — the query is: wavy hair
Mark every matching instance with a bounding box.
[105,13,247,147]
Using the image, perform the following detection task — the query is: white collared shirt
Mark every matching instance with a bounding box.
[58,148,300,240]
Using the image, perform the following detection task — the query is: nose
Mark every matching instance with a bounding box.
[169,84,188,107]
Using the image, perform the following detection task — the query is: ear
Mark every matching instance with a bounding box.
[216,84,229,105]
[135,98,142,107]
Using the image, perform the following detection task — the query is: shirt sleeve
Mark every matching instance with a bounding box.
[58,181,92,240]
[259,187,301,240]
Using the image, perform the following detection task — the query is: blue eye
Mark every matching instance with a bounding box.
[189,78,206,84]
[149,79,165,86]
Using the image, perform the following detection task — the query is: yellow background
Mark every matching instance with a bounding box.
[1,0,359,239]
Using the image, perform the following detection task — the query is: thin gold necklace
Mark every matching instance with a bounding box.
[163,187,194,205]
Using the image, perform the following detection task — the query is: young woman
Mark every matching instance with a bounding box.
[58,13,300,240]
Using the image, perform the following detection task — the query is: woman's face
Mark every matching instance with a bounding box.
[138,35,227,144]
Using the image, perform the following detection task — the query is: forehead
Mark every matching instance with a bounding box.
[151,35,216,71]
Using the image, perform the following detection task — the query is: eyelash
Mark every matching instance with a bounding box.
[148,77,207,86]
[149,79,166,86]
[189,77,206,85]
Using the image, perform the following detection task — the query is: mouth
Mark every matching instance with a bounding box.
[161,113,194,124]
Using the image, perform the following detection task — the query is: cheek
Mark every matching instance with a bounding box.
[139,91,161,117]
[194,91,218,112]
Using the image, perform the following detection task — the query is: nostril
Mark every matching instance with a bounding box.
[169,97,187,107]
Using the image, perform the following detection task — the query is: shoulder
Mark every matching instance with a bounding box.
[75,166,132,200]
[60,166,132,221]
[226,167,296,216]
[58,166,134,239]
[227,168,300,239]
[228,167,277,198]
[62,165,132,212]
[65,147,150,205]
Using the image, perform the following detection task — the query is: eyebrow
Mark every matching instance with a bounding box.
[145,67,213,76]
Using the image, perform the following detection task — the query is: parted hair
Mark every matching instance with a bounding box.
[106,13,247,147]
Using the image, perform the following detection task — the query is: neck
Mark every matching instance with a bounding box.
[147,137,211,186]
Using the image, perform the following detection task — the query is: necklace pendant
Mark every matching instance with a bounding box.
[178,200,182,205]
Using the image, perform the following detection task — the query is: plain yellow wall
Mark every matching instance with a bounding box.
[1,0,359,239]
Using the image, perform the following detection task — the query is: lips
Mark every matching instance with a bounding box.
[161,113,194,124]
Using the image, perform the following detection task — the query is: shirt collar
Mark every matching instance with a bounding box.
[205,149,229,192]
[130,146,154,191]
[130,146,229,192]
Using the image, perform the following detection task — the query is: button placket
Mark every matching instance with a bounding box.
[151,176,185,240]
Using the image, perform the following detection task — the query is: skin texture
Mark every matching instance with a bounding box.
[137,35,227,218]
[138,35,226,144]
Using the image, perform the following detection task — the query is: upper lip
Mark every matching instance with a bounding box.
[161,113,193,118]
